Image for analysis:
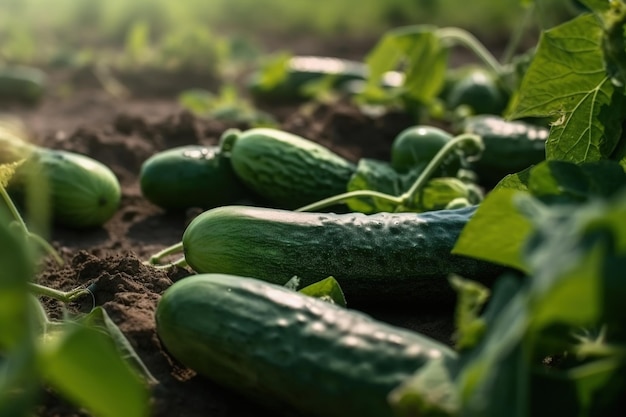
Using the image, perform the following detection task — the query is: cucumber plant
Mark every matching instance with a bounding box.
[0,166,152,417]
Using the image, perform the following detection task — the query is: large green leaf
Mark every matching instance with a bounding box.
[361,25,447,104]
[509,14,623,163]
[40,323,150,417]
[452,188,532,272]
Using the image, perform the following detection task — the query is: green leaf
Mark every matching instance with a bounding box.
[389,357,460,417]
[299,276,347,307]
[361,25,447,104]
[79,307,158,385]
[346,158,408,213]
[449,276,490,351]
[40,323,150,417]
[527,160,626,203]
[452,188,533,272]
[509,14,623,163]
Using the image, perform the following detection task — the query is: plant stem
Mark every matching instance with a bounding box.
[297,133,483,213]
[1,186,64,265]
[28,282,91,303]
[146,242,184,266]
[150,256,188,270]
[0,185,28,231]
[500,4,535,65]
[436,27,504,76]
[296,190,403,213]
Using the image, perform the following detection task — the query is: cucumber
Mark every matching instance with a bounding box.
[155,273,457,417]
[139,145,251,211]
[460,115,548,186]
[0,66,46,104]
[8,148,121,228]
[182,205,505,306]
[220,128,357,209]
[247,55,402,102]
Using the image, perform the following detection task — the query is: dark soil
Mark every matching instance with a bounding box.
[4,58,461,417]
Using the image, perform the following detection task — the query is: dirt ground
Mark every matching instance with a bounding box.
[2,51,465,417]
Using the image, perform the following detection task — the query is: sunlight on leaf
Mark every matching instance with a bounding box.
[452,188,532,272]
[509,14,623,163]
[299,276,347,307]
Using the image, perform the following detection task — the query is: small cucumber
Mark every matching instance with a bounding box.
[9,148,121,228]
[182,205,505,306]
[460,115,548,186]
[0,66,46,104]
[220,128,357,209]
[155,273,457,417]
[139,145,250,211]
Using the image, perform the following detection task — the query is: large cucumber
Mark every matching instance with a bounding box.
[155,273,457,417]
[182,205,505,306]
[220,128,357,209]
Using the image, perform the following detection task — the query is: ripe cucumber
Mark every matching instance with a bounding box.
[182,205,505,306]
[139,145,250,211]
[460,115,548,185]
[8,148,121,228]
[155,273,457,417]
[220,128,357,209]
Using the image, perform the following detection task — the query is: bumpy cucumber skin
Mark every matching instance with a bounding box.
[182,205,504,306]
[156,273,457,417]
[9,149,121,228]
[461,115,548,185]
[225,128,357,209]
[139,145,250,211]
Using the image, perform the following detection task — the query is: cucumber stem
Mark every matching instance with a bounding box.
[296,133,483,213]
[150,256,188,270]
[436,27,504,76]
[28,282,92,304]
[146,242,184,266]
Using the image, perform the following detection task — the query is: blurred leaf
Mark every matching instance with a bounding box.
[254,52,292,90]
[124,20,151,65]
[389,357,460,417]
[449,276,490,351]
[346,158,407,213]
[361,25,447,104]
[527,160,626,203]
[299,276,346,307]
[0,160,24,188]
[40,323,150,417]
[79,307,157,385]
[452,188,532,272]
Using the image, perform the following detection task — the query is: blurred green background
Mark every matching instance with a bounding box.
[0,0,578,69]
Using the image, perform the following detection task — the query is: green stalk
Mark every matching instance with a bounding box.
[1,185,63,265]
[296,133,483,213]
[436,27,505,76]
[145,242,185,266]
[28,282,92,304]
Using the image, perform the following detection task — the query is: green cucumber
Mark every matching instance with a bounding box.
[9,148,121,228]
[139,145,251,211]
[182,205,505,306]
[220,128,357,209]
[0,66,46,104]
[155,273,457,417]
[247,55,402,102]
[460,115,548,186]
